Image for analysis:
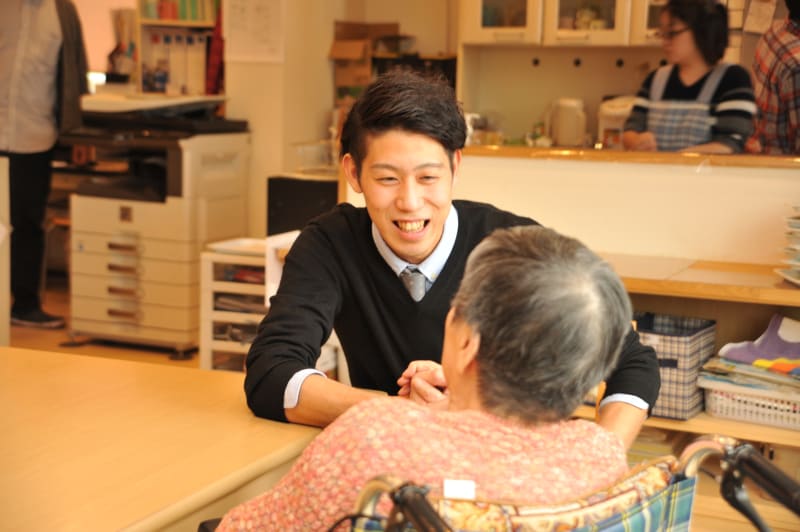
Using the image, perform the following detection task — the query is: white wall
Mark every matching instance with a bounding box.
[225,0,455,237]
[459,45,665,141]
[455,156,796,264]
[225,0,350,236]
[361,0,454,54]
[72,0,137,72]
[343,155,798,265]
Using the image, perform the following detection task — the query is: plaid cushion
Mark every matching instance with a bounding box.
[350,457,695,531]
[572,476,696,532]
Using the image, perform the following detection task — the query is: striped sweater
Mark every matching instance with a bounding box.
[624,63,756,152]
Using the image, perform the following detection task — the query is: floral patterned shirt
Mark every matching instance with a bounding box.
[218,397,628,531]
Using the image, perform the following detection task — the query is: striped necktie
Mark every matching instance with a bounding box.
[400,267,426,302]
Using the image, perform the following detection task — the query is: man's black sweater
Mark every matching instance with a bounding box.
[245,200,659,422]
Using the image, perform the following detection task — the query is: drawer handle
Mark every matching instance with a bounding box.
[107,264,137,274]
[107,308,138,319]
[108,242,137,252]
[107,286,137,296]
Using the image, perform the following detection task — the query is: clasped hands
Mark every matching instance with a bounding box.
[396,360,449,409]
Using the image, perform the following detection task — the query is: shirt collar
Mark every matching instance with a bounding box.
[371,204,459,282]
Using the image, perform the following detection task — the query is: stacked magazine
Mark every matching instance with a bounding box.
[775,205,800,286]
[698,356,800,396]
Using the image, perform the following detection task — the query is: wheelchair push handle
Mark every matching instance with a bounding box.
[727,443,800,518]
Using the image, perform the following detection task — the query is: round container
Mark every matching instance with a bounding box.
[598,96,635,149]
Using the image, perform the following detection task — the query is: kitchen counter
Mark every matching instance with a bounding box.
[463,145,800,169]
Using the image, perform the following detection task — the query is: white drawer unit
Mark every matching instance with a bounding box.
[66,132,250,357]
[200,247,267,371]
[200,237,342,378]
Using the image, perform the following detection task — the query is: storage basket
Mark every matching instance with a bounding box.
[698,376,800,430]
[634,312,716,420]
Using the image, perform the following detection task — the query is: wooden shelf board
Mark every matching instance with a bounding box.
[574,405,799,447]
[140,18,215,28]
[211,310,264,323]
[212,280,265,295]
[600,253,800,307]
[210,340,250,354]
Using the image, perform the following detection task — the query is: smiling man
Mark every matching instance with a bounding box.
[244,71,660,446]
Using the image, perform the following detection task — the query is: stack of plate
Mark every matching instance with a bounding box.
[776,206,800,287]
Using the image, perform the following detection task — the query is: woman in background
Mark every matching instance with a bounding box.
[623,0,756,153]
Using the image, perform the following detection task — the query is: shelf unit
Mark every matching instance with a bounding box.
[584,253,800,448]
[200,249,267,371]
[580,255,799,529]
[135,7,216,94]
[200,237,342,377]
[459,0,543,45]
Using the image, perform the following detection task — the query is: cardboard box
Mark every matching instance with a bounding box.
[329,21,400,106]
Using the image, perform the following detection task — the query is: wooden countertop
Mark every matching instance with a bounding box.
[0,347,319,531]
[463,145,800,169]
[600,254,800,306]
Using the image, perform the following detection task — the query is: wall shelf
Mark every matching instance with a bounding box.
[577,254,800,451]
[602,254,800,307]
[574,406,799,448]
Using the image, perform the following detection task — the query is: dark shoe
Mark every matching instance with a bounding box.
[11,309,66,329]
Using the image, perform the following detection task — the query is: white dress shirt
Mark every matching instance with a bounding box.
[0,0,61,153]
[283,204,459,408]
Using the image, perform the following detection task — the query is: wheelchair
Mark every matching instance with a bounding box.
[339,434,800,532]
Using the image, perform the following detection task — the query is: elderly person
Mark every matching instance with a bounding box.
[218,225,632,530]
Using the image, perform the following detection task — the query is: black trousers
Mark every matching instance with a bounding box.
[2,149,53,314]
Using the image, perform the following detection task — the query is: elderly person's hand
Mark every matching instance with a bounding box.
[397,360,449,409]
[623,130,658,151]
[632,131,658,151]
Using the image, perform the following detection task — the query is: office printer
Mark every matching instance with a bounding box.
[54,94,248,202]
[60,94,251,355]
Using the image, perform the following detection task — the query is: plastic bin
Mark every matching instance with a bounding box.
[698,376,800,430]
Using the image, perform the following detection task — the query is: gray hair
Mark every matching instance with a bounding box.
[451,226,632,424]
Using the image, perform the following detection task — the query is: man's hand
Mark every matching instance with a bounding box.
[397,360,449,410]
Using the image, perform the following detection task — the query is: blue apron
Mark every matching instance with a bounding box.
[646,64,729,151]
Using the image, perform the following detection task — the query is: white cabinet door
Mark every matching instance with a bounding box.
[460,0,543,44]
[630,0,667,45]
[543,0,631,46]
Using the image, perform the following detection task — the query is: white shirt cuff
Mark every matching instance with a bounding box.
[599,393,649,411]
[284,368,326,409]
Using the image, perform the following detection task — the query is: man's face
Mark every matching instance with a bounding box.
[344,129,460,264]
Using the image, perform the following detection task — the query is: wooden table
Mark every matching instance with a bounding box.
[0,347,319,531]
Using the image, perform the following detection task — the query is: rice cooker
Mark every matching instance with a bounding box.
[597,96,636,149]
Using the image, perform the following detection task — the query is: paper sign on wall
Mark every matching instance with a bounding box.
[743,0,777,34]
[224,0,285,63]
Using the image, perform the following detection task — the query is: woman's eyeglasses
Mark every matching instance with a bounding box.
[656,26,690,40]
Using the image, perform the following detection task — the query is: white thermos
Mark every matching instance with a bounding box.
[547,98,587,147]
